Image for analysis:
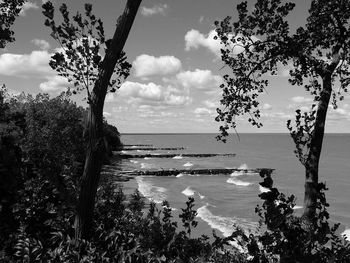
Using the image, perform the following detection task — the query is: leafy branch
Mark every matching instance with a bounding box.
[42,2,131,103]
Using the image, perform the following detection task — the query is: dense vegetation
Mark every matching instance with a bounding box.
[1,0,350,262]
[0,88,349,262]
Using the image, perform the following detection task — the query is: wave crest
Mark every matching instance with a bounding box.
[227,178,251,186]
[136,177,167,204]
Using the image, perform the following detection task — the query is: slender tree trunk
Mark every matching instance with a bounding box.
[303,74,332,220]
[74,0,142,241]
[75,103,104,240]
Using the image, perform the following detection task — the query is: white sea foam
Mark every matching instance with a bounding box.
[136,177,167,204]
[341,229,350,241]
[238,163,249,170]
[230,171,245,177]
[144,157,152,160]
[197,206,257,251]
[141,163,154,169]
[293,205,303,210]
[259,185,270,193]
[182,187,195,197]
[226,178,251,186]
[197,206,236,237]
[176,173,185,178]
[130,160,139,164]
[182,186,205,199]
[137,150,143,152]
[183,162,193,167]
[121,150,127,154]
[173,155,183,159]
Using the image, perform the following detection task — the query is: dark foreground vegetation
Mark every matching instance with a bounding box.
[1,0,350,261]
[1,88,350,262]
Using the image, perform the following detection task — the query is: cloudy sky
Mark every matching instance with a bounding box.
[1,0,350,133]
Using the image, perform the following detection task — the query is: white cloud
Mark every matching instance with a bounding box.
[261,111,292,119]
[119,81,162,101]
[0,50,53,77]
[39,75,69,92]
[0,50,73,93]
[105,93,117,103]
[19,1,39,16]
[290,96,313,104]
[31,39,50,50]
[141,4,168,17]
[185,29,259,58]
[185,29,221,57]
[133,54,182,78]
[194,107,213,116]
[165,94,192,106]
[103,111,112,117]
[261,103,272,110]
[176,69,222,90]
[203,100,218,109]
[118,81,191,106]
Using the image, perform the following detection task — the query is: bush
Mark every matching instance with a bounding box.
[227,171,350,263]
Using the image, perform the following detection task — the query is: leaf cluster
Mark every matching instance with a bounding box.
[215,0,350,140]
[287,106,316,165]
[226,171,350,262]
[0,0,25,48]
[42,2,131,102]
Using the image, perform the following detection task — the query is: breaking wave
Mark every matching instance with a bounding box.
[259,185,270,193]
[230,171,246,177]
[183,162,193,167]
[140,163,154,169]
[226,178,252,186]
[341,229,350,241]
[182,186,195,197]
[136,177,167,204]
[197,205,257,250]
[182,186,205,199]
[173,155,183,159]
[293,205,303,210]
[238,163,249,170]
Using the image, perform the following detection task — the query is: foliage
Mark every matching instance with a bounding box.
[23,93,86,171]
[215,0,350,220]
[0,91,123,259]
[42,2,131,101]
[0,0,25,48]
[214,0,350,139]
[104,121,123,152]
[1,182,243,262]
[286,106,316,166]
[41,0,139,240]
[227,171,350,262]
[5,173,349,262]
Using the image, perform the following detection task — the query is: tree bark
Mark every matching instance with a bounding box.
[303,74,332,220]
[74,0,142,241]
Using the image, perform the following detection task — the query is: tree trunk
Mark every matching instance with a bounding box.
[74,0,142,241]
[75,103,104,240]
[303,74,332,220]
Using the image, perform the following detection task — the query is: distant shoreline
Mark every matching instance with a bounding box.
[121,132,350,135]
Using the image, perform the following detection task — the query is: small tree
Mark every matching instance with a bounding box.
[42,0,142,240]
[215,0,350,221]
[0,0,25,48]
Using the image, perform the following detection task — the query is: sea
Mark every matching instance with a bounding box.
[115,133,350,240]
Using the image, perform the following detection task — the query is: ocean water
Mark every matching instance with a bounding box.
[116,133,350,240]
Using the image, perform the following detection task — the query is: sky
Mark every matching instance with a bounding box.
[1,0,350,134]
